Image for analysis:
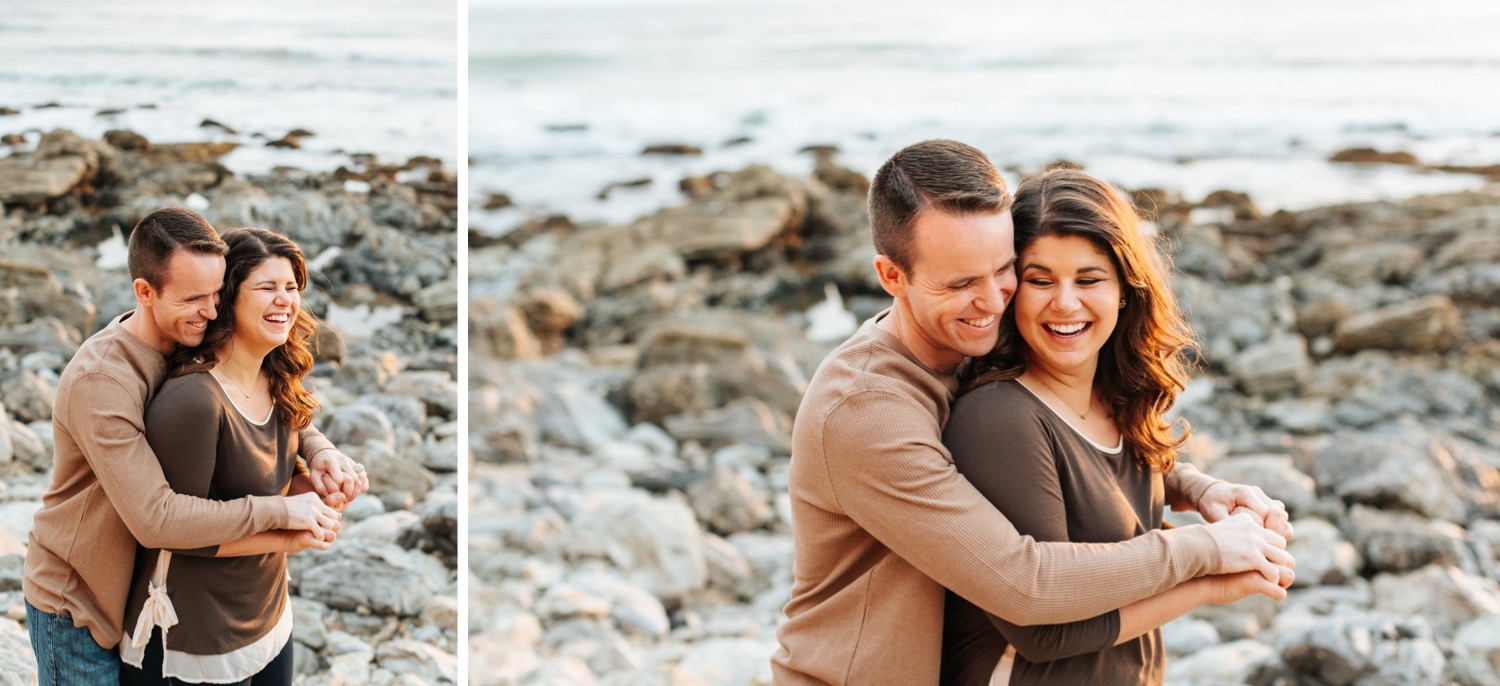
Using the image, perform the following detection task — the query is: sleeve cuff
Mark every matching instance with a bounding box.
[250,494,290,530]
[1166,462,1222,512]
[1162,524,1220,580]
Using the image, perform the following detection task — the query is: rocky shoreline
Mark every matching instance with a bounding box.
[472,156,1500,685]
[0,129,459,684]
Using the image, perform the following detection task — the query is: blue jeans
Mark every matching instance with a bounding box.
[24,599,120,686]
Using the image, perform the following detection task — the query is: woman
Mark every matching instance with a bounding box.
[120,228,345,685]
[940,168,1286,685]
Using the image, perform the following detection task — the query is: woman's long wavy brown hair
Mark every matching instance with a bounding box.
[961,168,1195,472]
[170,228,320,429]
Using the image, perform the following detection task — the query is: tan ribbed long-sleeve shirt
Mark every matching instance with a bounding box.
[23,312,336,650]
[771,313,1221,685]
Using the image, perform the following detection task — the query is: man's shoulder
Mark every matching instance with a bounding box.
[58,321,160,393]
[807,330,945,407]
[799,332,948,435]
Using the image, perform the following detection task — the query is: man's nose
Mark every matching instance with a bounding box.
[975,276,1006,313]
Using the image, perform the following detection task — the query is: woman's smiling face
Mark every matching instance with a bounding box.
[232,256,300,352]
[1014,234,1123,378]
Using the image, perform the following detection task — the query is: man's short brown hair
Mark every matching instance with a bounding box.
[126,208,227,289]
[868,139,1012,273]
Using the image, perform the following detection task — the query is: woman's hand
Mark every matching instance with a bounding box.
[1203,568,1292,605]
[284,491,341,539]
[1198,482,1294,541]
[308,449,371,504]
[1202,511,1294,582]
[282,529,336,554]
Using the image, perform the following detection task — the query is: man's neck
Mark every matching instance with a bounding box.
[119,309,175,355]
[876,304,961,376]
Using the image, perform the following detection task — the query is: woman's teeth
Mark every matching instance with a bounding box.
[1044,322,1087,335]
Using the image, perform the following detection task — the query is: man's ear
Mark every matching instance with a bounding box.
[873,254,907,299]
[132,278,154,310]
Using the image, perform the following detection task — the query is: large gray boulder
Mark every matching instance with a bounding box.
[1311,422,1500,525]
[1343,505,1486,575]
[1287,518,1362,587]
[1334,295,1462,353]
[571,490,706,604]
[292,542,447,617]
[1372,565,1500,638]
[1277,612,1446,686]
[1227,333,1311,395]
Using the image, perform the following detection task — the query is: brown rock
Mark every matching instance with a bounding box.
[0,156,91,205]
[679,174,724,198]
[1,134,24,145]
[96,108,126,116]
[642,143,703,156]
[333,166,370,182]
[812,158,869,195]
[199,118,238,134]
[1296,297,1354,339]
[1432,163,1500,179]
[0,107,18,116]
[1329,147,1421,166]
[142,141,237,164]
[482,192,513,210]
[287,128,317,138]
[103,129,151,152]
[516,287,584,354]
[266,136,301,149]
[722,136,753,147]
[406,155,443,168]
[1200,189,1263,221]
[1334,295,1463,353]
[597,177,652,200]
[634,165,807,260]
[799,144,840,158]
[34,102,60,109]
[471,298,541,360]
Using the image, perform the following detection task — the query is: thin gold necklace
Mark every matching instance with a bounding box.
[217,368,260,400]
[1039,379,1093,420]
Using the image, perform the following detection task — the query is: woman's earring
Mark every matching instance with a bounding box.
[1119,299,1127,309]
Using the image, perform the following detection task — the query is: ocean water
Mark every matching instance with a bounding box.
[472,0,1500,233]
[0,0,458,174]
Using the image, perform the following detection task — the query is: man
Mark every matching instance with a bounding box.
[771,140,1293,684]
[23,207,369,685]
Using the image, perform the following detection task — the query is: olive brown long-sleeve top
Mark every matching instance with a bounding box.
[771,313,1222,685]
[121,372,299,677]
[23,312,336,650]
[942,380,1168,686]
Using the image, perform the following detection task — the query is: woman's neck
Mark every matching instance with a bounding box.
[214,340,270,387]
[1021,363,1098,418]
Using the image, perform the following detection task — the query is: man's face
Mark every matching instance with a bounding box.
[880,209,1016,372]
[146,250,225,348]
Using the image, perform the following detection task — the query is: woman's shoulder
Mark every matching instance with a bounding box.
[948,379,1050,436]
[953,378,1041,414]
[152,371,223,409]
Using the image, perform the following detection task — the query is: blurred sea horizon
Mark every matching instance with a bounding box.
[0,0,458,174]
[472,0,1500,234]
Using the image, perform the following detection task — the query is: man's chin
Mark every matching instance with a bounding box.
[177,331,206,347]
